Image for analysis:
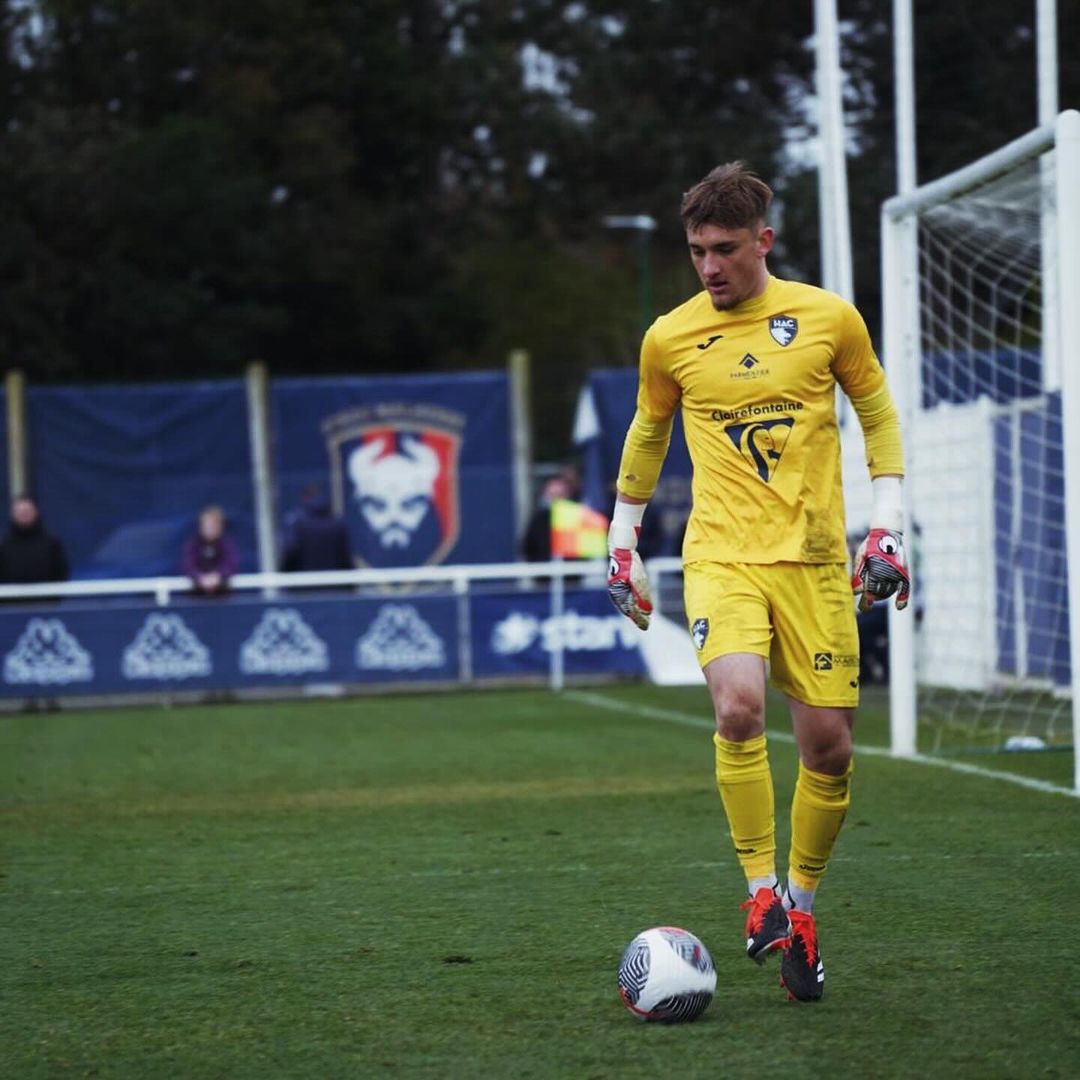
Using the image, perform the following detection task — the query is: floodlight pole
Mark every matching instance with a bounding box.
[603,214,657,341]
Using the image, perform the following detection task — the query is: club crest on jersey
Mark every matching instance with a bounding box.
[769,315,798,347]
[724,417,795,483]
[323,404,464,568]
[691,618,709,651]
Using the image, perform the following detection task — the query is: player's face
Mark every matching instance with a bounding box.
[687,223,774,311]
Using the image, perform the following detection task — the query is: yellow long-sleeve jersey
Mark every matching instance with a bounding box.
[617,276,904,565]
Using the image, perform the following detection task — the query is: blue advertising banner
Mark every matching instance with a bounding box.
[0,593,460,696]
[26,382,254,579]
[470,587,644,678]
[272,373,515,568]
[0,587,644,697]
[573,369,692,557]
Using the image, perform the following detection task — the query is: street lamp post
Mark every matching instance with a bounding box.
[603,214,658,341]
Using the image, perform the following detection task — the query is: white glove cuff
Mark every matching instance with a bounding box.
[870,475,904,533]
[609,499,646,550]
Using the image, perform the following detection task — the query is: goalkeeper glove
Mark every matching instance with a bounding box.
[851,528,910,612]
[852,476,911,612]
[607,501,653,630]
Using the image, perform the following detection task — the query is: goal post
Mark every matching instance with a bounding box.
[881,110,1080,789]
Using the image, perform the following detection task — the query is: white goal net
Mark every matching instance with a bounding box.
[882,113,1080,765]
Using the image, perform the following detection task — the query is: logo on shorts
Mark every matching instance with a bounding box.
[814,650,858,672]
[691,618,709,651]
[769,315,798,346]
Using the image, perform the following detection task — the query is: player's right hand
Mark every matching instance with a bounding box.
[607,544,653,630]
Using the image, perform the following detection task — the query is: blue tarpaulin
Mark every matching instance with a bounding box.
[27,381,254,578]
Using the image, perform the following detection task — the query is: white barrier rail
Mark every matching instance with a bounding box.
[0,559,609,602]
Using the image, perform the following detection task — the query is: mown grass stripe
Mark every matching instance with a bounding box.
[566,689,1080,799]
[0,773,713,823]
[15,849,1069,902]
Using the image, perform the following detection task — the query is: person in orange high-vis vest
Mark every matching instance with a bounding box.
[550,499,609,559]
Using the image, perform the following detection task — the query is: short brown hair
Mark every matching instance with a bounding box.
[680,162,773,232]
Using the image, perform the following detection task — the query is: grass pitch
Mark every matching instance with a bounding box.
[3,685,1079,1078]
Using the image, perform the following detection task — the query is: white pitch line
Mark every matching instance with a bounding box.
[565,689,1080,799]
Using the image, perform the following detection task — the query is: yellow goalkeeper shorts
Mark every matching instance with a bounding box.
[683,560,860,708]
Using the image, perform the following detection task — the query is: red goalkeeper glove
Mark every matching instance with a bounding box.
[608,502,653,630]
[851,528,911,613]
[608,542,653,630]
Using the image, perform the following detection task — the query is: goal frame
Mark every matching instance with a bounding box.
[881,109,1080,790]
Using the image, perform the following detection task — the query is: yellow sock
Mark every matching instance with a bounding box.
[788,761,853,893]
[713,733,775,882]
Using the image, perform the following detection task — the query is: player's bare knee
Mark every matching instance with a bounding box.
[713,693,765,743]
[800,727,853,775]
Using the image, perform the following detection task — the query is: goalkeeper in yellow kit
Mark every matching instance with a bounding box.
[607,162,911,1002]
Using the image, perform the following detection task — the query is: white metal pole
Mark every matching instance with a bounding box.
[454,572,473,685]
[508,349,533,547]
[1038,0,1061,391]
[1037,0,1059,121]
[886,0,919,757]
[245,361,278,583]
[882,208,917,756]
[5,369,27,498]
[1053,109,1080,791]
[894,0,917,196]
[550,562,565,693]
[815,0,855,431]
[814,0,854,303]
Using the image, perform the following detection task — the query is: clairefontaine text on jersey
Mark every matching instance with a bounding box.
[710,400,805,422]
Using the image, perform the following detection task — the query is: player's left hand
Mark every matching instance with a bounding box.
[851,528,911,613]
[608,546,653,630]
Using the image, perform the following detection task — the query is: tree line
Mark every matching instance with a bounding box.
[2,0,1076,453]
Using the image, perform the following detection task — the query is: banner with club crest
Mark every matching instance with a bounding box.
[272,372,516,568]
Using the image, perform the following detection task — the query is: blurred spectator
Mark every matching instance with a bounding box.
[0,495,69,584]
[181,505,238,596]
[281,485,353,572]
[522,473,576,562]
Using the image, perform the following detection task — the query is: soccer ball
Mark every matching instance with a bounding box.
[617,926,717,1022]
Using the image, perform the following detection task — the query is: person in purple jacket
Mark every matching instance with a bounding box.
[180,505,239,596]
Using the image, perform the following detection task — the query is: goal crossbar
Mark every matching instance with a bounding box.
[884,121,1057,220]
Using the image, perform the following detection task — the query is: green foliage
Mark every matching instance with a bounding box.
[0,1,813,407]
[2,685,1078,1077]
[1,0,1077,453]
